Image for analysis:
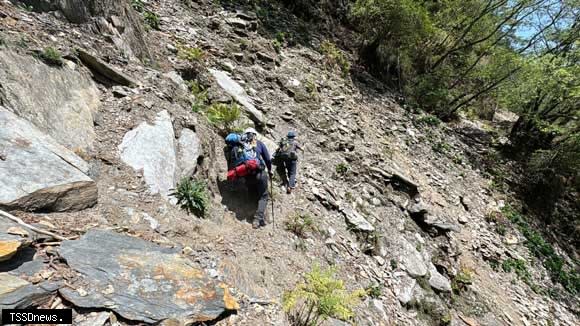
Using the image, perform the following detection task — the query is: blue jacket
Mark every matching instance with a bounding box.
[255,140,272,172]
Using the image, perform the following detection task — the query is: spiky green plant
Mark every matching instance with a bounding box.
[205,103,241,133]
[172,178,208,217]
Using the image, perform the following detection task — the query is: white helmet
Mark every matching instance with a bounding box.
[244,127,257,135]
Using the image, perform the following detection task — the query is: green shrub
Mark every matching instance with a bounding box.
[177,44,204,62]
[187,80,208,112]
[320,41,350,78]
[172,178,208,217]
[417,114,441,127]
[131,0,145,12]
[283,266,365,325]
[365,283,382,299]
[38,47,63,66]
[502,258,532,284]
[285,214,317,238]
[432,142,451,154]
[205,103,241,133]
[501,205,580,294]
[335,163,349,176]
[272,39,282,53]
[144,11,160,30]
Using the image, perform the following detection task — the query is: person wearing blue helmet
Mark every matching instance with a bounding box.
[274,130,303,194]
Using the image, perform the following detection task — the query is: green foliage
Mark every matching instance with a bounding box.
[502,258,532,284]
[365,283,382,299]
[172,178,208,217]
[177,43,204,62]
[320,41,350,77]
[417,114,441,127]
[131,0,145,12]
[501,205,580,294]
[38,47,63,66]
[452,268,474,293]
[335,163,349,176]
[205,103,241,133]
[144,11,160,30]
[283,266,365,325]
[186,80,208,112]
[285,214,317,238]
[432,141,451,154]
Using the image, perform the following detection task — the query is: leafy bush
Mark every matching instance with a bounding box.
[365,283,382,299]
[177,43,205,62]
[131,0,145,12]
[285,214,317,238]
[335,163,349,176]
[187,80,208,112]
[417,114,441,127]
[205,103,241,133]
[172,178,208,217]
[144,11,160,30]
[283,266,364,325]
[501,205,580,294]
[502,258,532,284]
[320,41,350,77]
[38,47,63,66]
[432,142,451,154]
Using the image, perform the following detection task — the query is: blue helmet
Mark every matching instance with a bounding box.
[287,130,297,138]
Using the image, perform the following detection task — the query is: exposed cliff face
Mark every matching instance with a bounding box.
[0,1,577,325]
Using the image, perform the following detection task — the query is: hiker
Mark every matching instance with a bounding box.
[274,130,303,194]
[225,128,272,228]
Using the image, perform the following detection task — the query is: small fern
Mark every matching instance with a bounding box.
[205,103,241,133]
[283,266,364,325]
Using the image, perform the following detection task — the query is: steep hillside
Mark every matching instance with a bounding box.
[0,1,577,325]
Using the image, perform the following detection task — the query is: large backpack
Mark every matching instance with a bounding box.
[225,133,262,180]
[275,138,298,161]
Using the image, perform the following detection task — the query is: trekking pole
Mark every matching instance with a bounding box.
[270,173,275,229]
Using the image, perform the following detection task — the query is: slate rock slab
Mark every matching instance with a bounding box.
[59,230,238,324]
[78,49,137,87]
[209,69,266,126]
[0,274,59,311]
[0,107,97,212]
[341,207,375,232]
[119,110,177,197]
[0,50,100,151]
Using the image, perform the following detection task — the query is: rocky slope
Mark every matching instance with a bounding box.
[0,0,578,325]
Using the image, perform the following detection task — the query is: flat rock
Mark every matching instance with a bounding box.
[0,217,35,263]
[0,274,59,310]
[78,49,137,87]
[209,69,266,127]
[393,273,417,305]
[119,110,177,197]
[428,264,452,292]
[0,50,100,151]
[341,207,374,232]
[59,230,238,324]
[400,239,427,278]
[0,107,97,212]
[176,129,201,179]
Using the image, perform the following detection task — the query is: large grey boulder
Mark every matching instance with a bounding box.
[59,230,239,324]
[0,107,97,212]
[0,50,100,151]
[119,111,177,197]
[341,207,375,232]
[209,69,266,127]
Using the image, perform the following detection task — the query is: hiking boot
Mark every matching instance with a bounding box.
[259,219,267,227]
[286,186,292,194]
[252,218,261,229]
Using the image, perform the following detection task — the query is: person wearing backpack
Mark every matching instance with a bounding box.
[274,130,302,194]
[226,128,272,229]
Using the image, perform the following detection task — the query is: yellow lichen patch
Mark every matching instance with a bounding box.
[219,283,239,310]
[0,240,21,262]
[153,255,204,280]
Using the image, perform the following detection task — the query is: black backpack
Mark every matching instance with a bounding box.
[276,138,298,161]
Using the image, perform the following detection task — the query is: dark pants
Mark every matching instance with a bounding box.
[277,159,298,188]
[245,170,269,223]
